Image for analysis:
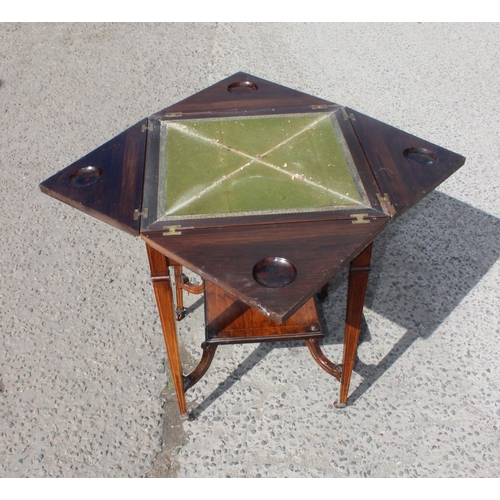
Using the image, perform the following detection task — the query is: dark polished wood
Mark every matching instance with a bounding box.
[142,217,388,324]
[152,72,336,120]
[143,208,387,234]
[146,241,373,414]
[204,281,323,345]
[336,242,373,408]
[347,108,466,218]
[40,118,148,236]
[147,263,372,412]
[39,73,467,418]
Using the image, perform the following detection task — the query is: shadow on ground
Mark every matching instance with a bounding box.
[188,191,500,414]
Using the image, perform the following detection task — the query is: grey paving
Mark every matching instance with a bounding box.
[1,22,499,478]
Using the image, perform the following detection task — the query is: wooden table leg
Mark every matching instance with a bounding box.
[318,282,330,300]
[173,263,205,321]
[335,242,373,408]
[146,243,191,419]
[173,263,186,321]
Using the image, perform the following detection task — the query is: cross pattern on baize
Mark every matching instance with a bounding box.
[162,113,365,218]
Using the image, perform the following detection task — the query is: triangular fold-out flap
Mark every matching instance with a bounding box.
[153,72,336,117]
[40,118,148,236]
[346,108,466,217]
[142,217,389,323]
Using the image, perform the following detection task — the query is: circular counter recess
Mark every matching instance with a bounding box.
[403,147,438,166]
[227,81,259,95]
[68,166,103,187]
[252,257,297,288]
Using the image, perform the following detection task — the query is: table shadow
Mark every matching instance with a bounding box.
[182,296,205,318]
[190,191,500,414]
[340,191,500,404]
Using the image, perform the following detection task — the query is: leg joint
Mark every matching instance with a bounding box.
[150,275,171,283]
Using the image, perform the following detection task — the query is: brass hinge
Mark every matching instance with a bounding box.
[163,225,182,236]
[341,108,356,121]
[351,213,370,224]
[142,124,153,133]
[376,193,397,217]
[133,208,149,220]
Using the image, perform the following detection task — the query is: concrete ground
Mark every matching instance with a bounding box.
[1,23,499,478]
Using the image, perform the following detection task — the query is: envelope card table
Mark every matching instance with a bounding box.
[40,73,465,419]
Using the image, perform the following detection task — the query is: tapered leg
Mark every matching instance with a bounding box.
[336,242,373,408]
[146,244,189,418]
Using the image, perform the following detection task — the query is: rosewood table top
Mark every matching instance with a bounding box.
[40,72,465,324]
[40,73,466,417]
